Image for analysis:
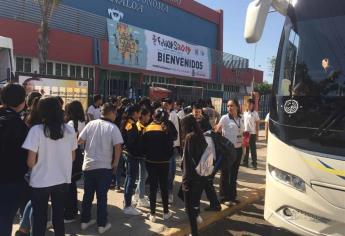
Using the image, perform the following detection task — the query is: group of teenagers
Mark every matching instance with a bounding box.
[0,82,260,236]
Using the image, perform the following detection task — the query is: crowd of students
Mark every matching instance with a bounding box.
[0,82,260,236]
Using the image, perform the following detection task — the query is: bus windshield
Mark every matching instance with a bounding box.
[270,0,345,158]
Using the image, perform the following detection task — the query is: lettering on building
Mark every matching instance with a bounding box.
[109,0,170,13]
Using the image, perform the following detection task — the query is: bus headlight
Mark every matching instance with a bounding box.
[268,165,306,192]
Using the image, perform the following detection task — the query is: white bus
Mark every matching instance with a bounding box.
[0,36,15,84]
[245,0,345,235]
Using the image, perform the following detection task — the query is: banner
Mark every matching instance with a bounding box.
[211,97,222,115]
[107,19,211,79]
[19,76,89,110]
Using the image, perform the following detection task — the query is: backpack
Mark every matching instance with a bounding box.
[205,131,237,173]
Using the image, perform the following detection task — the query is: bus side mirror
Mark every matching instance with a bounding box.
[244,0,272,43]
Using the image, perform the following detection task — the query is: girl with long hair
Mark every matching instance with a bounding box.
[64,100,86,222]
[22,97,77,236]
[215,99,244,205]
[180,115,208,236]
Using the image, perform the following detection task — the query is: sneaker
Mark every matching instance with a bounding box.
[46,221,53,229]
[98,223,112,234]
[163,211,173,220]
[64,218,76,224]
[168,194,174,204]
[132,193,139,202]
[223,201,233,207]
[148,214,156,223]
[123,206,142,216]
[137,198,150,208]
[81,219,96,230]
[15,231,30,236]
[241,162,249,168]
[196,215,203,224]
[115,186,122,193]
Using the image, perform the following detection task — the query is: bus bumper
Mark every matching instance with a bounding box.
[264,170,345,236]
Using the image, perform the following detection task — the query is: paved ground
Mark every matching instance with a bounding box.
[200,199,297,236]
[12,133,270,236]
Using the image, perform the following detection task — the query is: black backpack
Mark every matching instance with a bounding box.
[205,131,237,173]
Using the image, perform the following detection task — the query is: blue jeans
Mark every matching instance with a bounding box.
[168,147,179,194]
[31,184,68,236]
[113,155,124,187]
[19,200,33,232]
[135,159,148,199]
[81,169,112,227]
[0,181,25,236]
[124,156,139,207]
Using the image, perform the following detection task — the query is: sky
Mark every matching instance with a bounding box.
[195,0,285,82]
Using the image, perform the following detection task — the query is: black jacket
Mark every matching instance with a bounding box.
[122,118,142,157]
[142,122,173,163]
[182,132,207,191]
[0,108,28,184]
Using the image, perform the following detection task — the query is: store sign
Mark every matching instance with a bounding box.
[107,19,211,79]
[109,0,170,13]
[18,76,89,110]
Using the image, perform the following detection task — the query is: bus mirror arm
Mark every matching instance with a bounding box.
[244,0,289,43]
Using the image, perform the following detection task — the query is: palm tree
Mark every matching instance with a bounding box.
[35,0,60,74]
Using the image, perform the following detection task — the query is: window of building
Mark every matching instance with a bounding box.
[24,58,32,73]
[83,67,89,79]
[70,65,76,77]
[16,57,24,72]
[76,66,82,78]
[46,62,53,75]
[89,68,94,79]
[62,64,68,76]
[55,63,62,76]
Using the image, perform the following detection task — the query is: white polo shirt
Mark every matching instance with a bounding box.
[79,119,123,171]
[22,124,78,188]
[244,111,260,134]
[87,105,101,120]
[218,114,244,148]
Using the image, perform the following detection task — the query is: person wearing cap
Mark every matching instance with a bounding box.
[78,103,123,234]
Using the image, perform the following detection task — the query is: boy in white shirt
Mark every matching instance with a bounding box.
[78,103,123,234]
[87,94,102,121]
[243,99,260,170]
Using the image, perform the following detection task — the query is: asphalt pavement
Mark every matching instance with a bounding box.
[200,199,297,236]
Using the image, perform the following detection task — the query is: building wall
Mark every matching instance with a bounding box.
[61,0,221,49]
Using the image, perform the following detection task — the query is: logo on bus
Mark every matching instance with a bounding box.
[284,99,299,114]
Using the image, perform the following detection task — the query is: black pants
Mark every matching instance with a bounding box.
[184,180,204,236]
[220,148,243,201]
[203,176,220,208]
[0,181,25,236]
[244,134,257,167]
[31,183,68,236]
[146,162,169,215]
[64,181,78,220]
